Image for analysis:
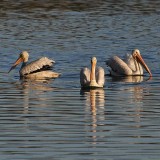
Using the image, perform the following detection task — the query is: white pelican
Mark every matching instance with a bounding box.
[106,49,152,77]
[9,51,60,79]
[80,57,105,88]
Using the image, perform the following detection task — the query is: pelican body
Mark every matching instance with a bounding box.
[106,49,152,77]
[9,51,60,79]
[80,57,105,88]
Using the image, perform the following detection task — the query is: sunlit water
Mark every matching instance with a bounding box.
[0,1,160,160]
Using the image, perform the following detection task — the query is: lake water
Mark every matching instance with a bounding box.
[0,1,160,160]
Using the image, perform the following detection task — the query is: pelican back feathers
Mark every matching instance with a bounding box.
[96,67,105,86]
[106,56,132,76]
[80,67,90,87]
[20,57,55,76]
[23,71,60,79]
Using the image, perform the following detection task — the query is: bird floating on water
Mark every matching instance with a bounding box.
[80,57,105,89]
[106,49,152,77]
[8,51,60,79]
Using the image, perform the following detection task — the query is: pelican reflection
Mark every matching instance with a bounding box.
[12,79,56,114]
[110,75,144,83]
[81,88,105,144]
[117,85,146,126]
[81,88,105,114]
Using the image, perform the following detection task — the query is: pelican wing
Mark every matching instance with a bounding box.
[123,54,136,71]
[106,56,132,76]
[20,57,55,75]
[96,67,105,86]
[80,67,90,87]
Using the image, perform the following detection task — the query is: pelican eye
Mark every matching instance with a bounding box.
[19,53,23,58]
[133,53,136,58]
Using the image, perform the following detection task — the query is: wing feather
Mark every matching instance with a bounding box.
[80,67,90,87]
[106,56,132,76]
[20,57,55,75]
[96,67,105,86]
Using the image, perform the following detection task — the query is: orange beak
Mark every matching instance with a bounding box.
[136,54,152,77]
[8,56,23,73]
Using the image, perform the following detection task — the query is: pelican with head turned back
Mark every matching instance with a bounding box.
[106,49,152,77]
[80,57,105,88]
[9,51,60,79]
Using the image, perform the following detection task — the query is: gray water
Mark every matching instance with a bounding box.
[0,1,160,160]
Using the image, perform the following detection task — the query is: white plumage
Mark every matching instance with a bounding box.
[9,51,60,79]
[20,57,54,76]
[106,49,152,76]
[80,57,105,88]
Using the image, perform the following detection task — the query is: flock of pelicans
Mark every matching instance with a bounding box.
[8,49,152,88]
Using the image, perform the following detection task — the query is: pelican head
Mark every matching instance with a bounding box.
[8,51,29,73]
[132,49,152,77]
[91,57,97,65]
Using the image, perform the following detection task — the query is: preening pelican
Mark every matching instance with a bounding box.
[80,57,105,88]
[106,49,152,77]
[9,51,60,79]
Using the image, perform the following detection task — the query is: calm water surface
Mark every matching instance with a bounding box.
[0,1,160,160]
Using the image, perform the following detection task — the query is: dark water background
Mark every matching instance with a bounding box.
[0,1,160,160]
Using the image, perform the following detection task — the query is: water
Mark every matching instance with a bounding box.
[0,1,160,160]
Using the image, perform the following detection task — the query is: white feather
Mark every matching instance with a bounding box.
[106,56,132,76]
[20,57,54,76]
[80,67,90,87]
[80,57,105,88]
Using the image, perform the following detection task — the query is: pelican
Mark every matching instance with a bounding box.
[8,51,60,79]
[80,57,105,88]
[106,49,152,77]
